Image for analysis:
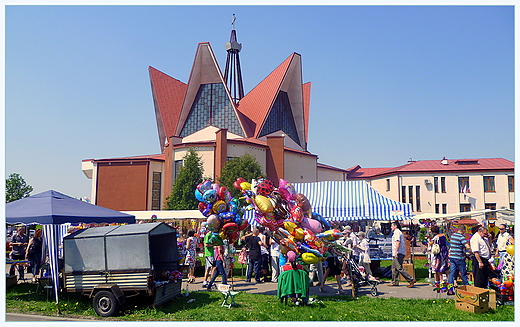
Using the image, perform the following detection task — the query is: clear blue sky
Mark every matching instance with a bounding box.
[4,5,515,199]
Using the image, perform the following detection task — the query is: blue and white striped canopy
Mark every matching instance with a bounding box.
[293,180,412,221]
[243,180,412,225]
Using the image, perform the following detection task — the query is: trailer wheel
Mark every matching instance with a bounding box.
[93,291,119,317]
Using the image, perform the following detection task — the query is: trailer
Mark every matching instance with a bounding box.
[63,222,181,317]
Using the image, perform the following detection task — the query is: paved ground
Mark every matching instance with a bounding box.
[194,276,454,300]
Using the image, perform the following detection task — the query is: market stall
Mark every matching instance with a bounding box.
[6,190,135,311]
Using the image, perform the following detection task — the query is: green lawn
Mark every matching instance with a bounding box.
[6,282,514,321]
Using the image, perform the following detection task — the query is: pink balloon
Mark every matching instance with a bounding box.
[300,216,323,234]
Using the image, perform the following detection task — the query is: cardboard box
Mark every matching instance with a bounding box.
[455,285,489,306]
[455,301,489,314]
[399,263,415,282]
[488,289,496,310]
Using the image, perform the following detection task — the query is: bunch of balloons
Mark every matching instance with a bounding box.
[233,177,350,264]
[492,276,514,301]
[196,180,249,246]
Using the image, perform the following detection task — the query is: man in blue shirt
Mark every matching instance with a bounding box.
[447,225,471,295]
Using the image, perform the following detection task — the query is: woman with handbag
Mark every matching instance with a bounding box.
[429,225,448,284]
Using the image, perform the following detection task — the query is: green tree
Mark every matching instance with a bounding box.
[218,154,264,199]
[6,173,33,203]
[164,148,204,210]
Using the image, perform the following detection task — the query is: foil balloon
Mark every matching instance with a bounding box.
[197,180,212,193]
[254,195,274,213]
[218,211,236,222]
[236,218,249,231]
[217,186,229,201]
[506,244,514,255]
[301,252,320,264]
[222,222,239,234]
[206,214,221,232]
[294,193,312,215]
[194,189,204,202]
[203,189,218,203]
[300,216,323,234]
[212,200,227,214]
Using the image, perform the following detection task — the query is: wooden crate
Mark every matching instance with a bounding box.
[455,301,489,314]
[399,263,415,282]
[455,285,489,307]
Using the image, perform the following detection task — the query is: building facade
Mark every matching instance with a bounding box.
[83,29,345,211]
[347,157,514,220]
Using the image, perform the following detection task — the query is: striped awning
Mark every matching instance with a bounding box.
[292,180,412,221]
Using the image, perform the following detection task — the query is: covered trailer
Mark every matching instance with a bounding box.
[63,222,181,316]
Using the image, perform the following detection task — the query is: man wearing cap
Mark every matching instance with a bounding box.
[389,221,416,287]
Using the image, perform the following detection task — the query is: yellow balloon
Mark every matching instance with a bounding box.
[254,195,274,213]
[284,221,298,234]
[293,228,305,240]
[301,252,320,264]
[240,182,251,190]
[506,244,514,256]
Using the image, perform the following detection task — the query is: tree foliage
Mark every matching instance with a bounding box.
[164,148,204,210]
[218,154,264,199]
[6,173,33,203]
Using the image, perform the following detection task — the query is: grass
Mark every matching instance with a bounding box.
[6,282,514,321]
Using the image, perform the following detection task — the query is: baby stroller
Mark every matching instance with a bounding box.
[342,255,380,297]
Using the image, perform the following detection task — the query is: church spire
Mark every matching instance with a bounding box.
[224,14,244,104]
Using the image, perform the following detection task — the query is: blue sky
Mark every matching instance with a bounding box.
[4,5,515,199]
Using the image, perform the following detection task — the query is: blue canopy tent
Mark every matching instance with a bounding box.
[6,190,135,312]
[244,180,412,226]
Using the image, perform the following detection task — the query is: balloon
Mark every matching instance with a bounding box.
[222,222,239,235]
[197,180,212,193]
[203,189,218,203]
[236,219,249,231]
[293,228,305,240]
[228,232,239,243]
[300,216,323,234]
[195,189,204,202]
[217,186,229,201]
[295,193,312,215]
[287,251,297,262]
[283,221,298,234]
[218,211,236,222]
[279,179,296,199]
[212,183,220,191]
[506,244,514,255]
[212,200,228,214]
[229,198,240,214]
[254,195,274,213]
[207,232,224,246]
[301,252,320,264]
[256,179,275,196]
[311,212,331,230]
[240,182,251,191]
[206,214,221,232]
[289,206,304,223]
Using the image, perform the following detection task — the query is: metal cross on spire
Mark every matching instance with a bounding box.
[224,14,244,104]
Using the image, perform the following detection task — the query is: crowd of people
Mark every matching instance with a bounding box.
[423,221,515,295]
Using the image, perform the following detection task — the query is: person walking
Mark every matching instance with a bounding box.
[389,221,416,287]
[9,227,29,280]
[470,226,493,288]
[202,231,216,288]
[184,229,198,283]
[319,253,345,294]
[447,225,471,295]
[429,225,449,284]
[242,228,266,283]
[206,243,228,290]
[25,228,43,281]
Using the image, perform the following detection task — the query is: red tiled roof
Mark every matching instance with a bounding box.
[149,66,187,143]
[237,53,295,138]
[303,82,311,144]
[347,158,514,179]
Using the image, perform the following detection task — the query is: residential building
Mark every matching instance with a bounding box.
[347,157,514,222]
